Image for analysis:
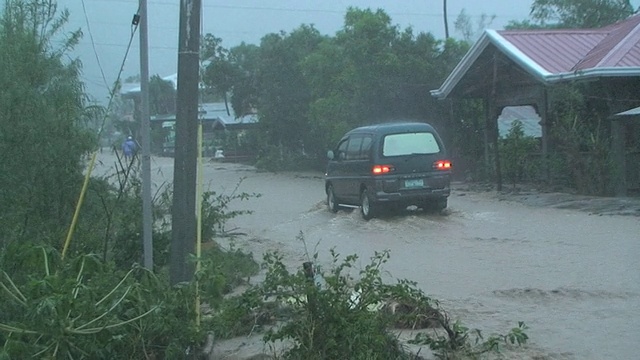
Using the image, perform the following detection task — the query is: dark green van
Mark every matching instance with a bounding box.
[325,122,451,220]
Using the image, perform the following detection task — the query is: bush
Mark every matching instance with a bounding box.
[499,120,541,187]
[0,246,199,358]
[0,242,260,358]
[253,244,529,359]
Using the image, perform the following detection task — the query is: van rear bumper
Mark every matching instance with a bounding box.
[373,187,450,204]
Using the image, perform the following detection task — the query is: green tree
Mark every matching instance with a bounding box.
[201,36,261,118]
[454,9,496,42]
[334,8,400,121]
[0,0,96,245]
[510,0,635,29]
[206,8,470,171]
[149,74,176,115]
[201,33,234,110]
[226,43,260,117]
[255,25,324,157]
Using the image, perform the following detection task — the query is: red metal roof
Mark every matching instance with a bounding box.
[432,14,640,100]
[498,14,640,73]
[499,30,606,73]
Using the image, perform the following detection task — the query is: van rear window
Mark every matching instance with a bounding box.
[382,132,440,156]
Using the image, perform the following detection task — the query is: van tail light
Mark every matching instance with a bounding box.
[433,160,452,170]
[372,165,393,174]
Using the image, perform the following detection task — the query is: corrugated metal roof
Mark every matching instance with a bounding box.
[432,14,640,100]
[122,74,178,96]
[150,102,258,128]
[499,30,606,73]
[578,14,640,69]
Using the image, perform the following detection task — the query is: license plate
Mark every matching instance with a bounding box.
[404,179,424,188]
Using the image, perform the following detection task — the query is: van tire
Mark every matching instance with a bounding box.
[436,198,448,211]
[423,198,448,213]
[360,188,377,220]
[327,185,339,213]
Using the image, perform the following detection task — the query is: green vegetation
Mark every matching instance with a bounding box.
[0,1,259,357]
[0,0,95,246]
[507,0,635,29]
[500,120,541,188]
[201,8,469,172]
[243,244,528,359]
[196,1,638,195]
[13,0,640,357]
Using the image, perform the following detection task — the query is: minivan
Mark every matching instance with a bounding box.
[324,122,451,220]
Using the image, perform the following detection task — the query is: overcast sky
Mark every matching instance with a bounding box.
[51,0,640,102]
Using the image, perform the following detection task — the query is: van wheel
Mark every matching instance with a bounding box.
[360,188,377,220]
[327,185,339,213]
[436,198,448,211]
[423,198,448,213]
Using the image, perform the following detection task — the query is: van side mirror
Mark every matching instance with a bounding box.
[327,150,335,160]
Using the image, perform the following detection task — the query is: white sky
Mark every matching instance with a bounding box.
[49,0,640,102]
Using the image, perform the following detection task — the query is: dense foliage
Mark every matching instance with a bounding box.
[500,121,541,188]
[507,0,636,29]
[0,2,260,358]
[199,2,639,194]
[201,8,469,171]
[249,245,528,359]
[0,0,96,245]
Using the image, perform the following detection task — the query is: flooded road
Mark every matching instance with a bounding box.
[96,154,640,359]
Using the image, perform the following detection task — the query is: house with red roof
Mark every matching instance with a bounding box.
[432,14,640,196]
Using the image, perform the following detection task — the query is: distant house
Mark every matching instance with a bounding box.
[432,14,640,195]
[150,102,258,130]
[431,14,640,100]
[120,74,258,157]
[150,102,258,157]
[120,73,178,98]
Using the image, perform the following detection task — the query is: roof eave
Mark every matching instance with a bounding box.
[431,30,552,100]
[613,106,640,117]
[485,30,552,81]
[430,33,492,100]
[545,67,640,82]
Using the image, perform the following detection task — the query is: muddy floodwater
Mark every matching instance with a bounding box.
[96,153,640,359]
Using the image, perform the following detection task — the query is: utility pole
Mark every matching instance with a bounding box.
[139,0,153,269]
[443,0,449,39]
[170,0,201,285]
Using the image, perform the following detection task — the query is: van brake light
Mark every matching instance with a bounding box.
[372,165,393,174]
[433,160,452,170]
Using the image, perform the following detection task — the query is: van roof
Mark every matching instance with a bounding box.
[346,121,437,135]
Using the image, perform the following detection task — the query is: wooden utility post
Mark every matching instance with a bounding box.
[171,0,201,285]
[490,55,502,191]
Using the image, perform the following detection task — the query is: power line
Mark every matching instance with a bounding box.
[84,0,525,19]
[53,39,178,50]
[81,0,109,90]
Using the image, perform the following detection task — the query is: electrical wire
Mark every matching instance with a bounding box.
[96,5,142,139]
[63,4,142,259]
[86,0,525,19]
[80,0,109,92]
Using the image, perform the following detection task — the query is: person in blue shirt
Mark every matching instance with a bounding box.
[122,136,137,160]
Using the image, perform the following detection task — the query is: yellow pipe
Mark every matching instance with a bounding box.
[195,121,203,328]
[62,150,99,260]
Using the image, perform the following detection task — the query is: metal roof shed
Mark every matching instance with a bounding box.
[432,14,640,193]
